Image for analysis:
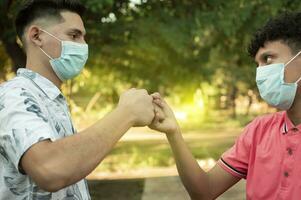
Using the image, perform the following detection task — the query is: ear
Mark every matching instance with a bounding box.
[27,25,43,47]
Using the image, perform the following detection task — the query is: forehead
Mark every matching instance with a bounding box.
[50,11,86,34]
[255,40,292,63]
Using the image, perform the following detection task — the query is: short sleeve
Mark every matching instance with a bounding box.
[0,87,56,173]
[217,119,258,179]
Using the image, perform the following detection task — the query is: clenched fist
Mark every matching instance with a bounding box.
[118,88,155,127]
[149,93,180,135]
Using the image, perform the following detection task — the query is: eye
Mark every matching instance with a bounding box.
[263,55,273,64]
[69,33,79,40]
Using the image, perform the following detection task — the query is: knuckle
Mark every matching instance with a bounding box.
[140,89,148,94]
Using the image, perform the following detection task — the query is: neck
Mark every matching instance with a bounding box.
[26,56,62,89]
[287,92,301,126]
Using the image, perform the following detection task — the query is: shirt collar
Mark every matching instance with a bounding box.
[282,111,301,134]
[17,68,62,100]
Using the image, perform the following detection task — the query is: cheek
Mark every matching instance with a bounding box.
[296,86,301,97]
[284,64,301,83]
[44,40,62,59]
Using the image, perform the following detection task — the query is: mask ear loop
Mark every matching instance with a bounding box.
[40,29,62,42]
[39,29,62,60]
[283,51,301,84]
[296,76,301,84]
[285,51,301,67]
[39,47,53,60]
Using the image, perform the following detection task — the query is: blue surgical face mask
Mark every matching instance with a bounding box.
[39,29,88,81]
[256,51,301,110]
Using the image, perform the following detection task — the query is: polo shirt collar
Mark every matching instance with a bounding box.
[17,68,62,100]
[282,111,301,134]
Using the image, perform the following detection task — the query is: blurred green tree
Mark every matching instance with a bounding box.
[1,0,301,118]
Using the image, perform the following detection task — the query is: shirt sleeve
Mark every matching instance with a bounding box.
[217,118,258,179]
[0,87,56,173]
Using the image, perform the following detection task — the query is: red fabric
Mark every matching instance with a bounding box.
[218,111,301,199]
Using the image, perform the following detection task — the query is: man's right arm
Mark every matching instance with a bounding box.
[150,94,241,199]
[21,88,155,192]
[167,130,241,200]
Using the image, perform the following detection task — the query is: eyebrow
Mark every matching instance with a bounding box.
[255,51,275,65]
[68,28,86,36]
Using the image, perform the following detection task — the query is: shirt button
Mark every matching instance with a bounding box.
[284,171,289,177]
[287,148,293,155]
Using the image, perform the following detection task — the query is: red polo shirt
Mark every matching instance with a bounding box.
[218,111,301,200]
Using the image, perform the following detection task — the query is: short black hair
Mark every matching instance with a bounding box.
[248,12,301,58]
[15,0,85,40]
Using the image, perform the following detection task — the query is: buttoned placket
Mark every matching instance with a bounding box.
[281,127,300,190]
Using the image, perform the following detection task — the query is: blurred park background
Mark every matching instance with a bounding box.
[1,0,301,199]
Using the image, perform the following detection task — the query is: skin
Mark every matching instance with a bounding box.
[150,40,301,199]
[25,11,86,88]
[255,40,301,125]
[20,11,164,192]
[21,9,301,197]
[151,94,240,200]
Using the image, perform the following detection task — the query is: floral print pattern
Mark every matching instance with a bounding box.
[0,68,90,200]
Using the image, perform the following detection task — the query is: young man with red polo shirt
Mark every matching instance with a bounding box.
[150,12,301,199]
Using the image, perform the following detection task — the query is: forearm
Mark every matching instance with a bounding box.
[26,106,133,191]
[167,130,210,199]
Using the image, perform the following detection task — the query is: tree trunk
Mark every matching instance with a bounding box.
[245,93,253,116]
[2,40,26,72]
[0,0,26,73]
[229,85,237,119]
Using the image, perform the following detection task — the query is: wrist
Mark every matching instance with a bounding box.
[165,121,181,134]
[115,105,135,127]
[166,126,182,140]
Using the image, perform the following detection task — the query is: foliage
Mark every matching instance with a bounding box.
[1,0,301,118]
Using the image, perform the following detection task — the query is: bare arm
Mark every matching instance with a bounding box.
[21,89,155,192]
[150,93,240,199]
[167,131,240,200]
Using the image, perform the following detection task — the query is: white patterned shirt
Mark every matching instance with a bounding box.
[0,68,91,200]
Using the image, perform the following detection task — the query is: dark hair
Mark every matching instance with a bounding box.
[15,0,85,40]
[248,12,301,58]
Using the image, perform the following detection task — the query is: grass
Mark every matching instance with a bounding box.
[95,140,175,172]
[88,179,144,200]
[71,105,261,173]
[92,127,241,173]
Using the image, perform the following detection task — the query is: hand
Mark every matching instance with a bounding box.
[118,88,155,127]
[149,93,180,135]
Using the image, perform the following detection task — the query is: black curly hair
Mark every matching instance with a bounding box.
[248,12,301,58]
[15,0,85,42]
